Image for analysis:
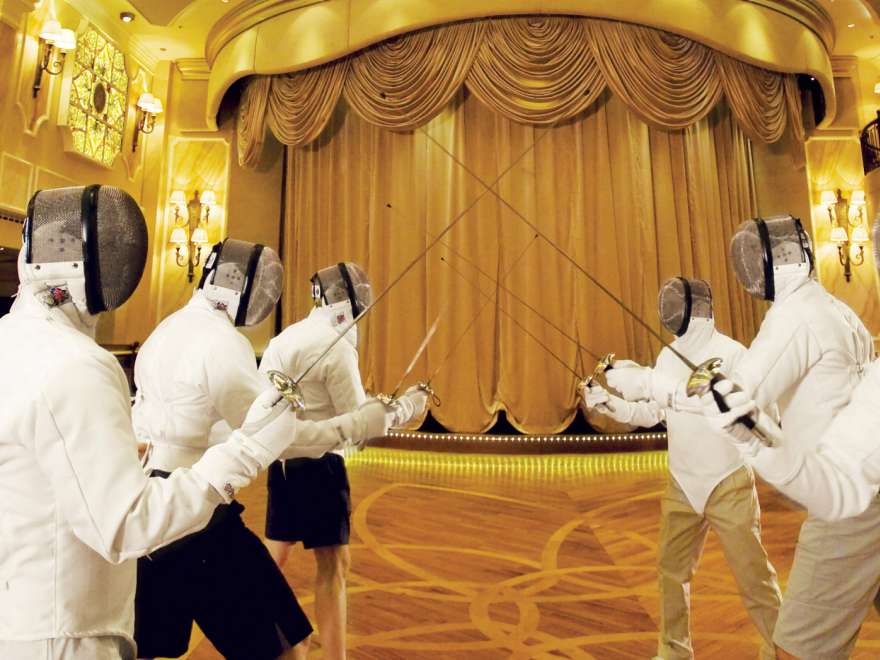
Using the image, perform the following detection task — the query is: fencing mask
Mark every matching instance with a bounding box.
[311,262,372,346]
[20,185,148,314]
[729,215,813,301]
[198,238,283,326]
[657,277,712,337]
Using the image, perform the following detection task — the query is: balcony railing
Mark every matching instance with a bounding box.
[861,111,880,175]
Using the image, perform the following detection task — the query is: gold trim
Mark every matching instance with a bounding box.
[205,0,329,65]
[745,0,834,53]
[176,57,211,81]
[204,0,836,130]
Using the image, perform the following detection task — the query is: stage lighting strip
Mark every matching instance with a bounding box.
[385,430,667,445]
[347,448,669,479]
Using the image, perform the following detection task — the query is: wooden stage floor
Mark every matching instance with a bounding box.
[179,449,880,659]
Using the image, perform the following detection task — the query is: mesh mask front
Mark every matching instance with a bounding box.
[312,262,372,316]
[730,215,811,300]
[25,185,147,313]
[657,277,712,336]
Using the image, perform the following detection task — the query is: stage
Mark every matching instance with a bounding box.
[177,449,880,659]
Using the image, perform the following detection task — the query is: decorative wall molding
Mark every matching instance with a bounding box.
[64,0,157,74]
[745,0,834,53]
[0,0,37,29]
[831,55,859,78]
[176,58,210,81]
[0,152,33,213]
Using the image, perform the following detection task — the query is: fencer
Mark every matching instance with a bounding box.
[0,187,315,660]
[697,217,880,523]
[259,262,373,660]
[132,241,426,660]
[583,277,780,660]
[608,216,876,660]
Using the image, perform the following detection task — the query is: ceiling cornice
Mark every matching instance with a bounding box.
[206,0,327,65]
[176,57,211,80]
[831,55,858,76]
[65,0,158,72]
[0,0,38,28]
[745,0,835,53]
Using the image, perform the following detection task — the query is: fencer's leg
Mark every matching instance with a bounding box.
[656,478,710,660]
[267,539,293,567]
[705,468,781,660]
[314,544,351,660]
[776,648,800,659]
[277,638,310,660]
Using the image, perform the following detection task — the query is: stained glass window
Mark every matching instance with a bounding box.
[68,27,129,167]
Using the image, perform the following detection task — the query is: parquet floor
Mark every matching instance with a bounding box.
[177,449,880,659]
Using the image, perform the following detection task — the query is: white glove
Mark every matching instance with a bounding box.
[604,360,650,401]
[390,385,429,428]
[237,388,298,468]
[580,383,660,426]
[699,377,781,454]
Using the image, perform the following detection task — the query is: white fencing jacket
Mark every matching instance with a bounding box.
[622,320,747,513]
[731,278,873,488]
[260,307,367,456]
[133,292,382,473]
[0,287,291,655]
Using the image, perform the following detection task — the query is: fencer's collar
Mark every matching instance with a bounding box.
[189,289,235,324]
[11,282,98,338]
[671,317,715,358]
[771,268,810,305]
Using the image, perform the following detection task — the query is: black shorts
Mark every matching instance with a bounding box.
[266,453,351,549]
[134,500,312,660]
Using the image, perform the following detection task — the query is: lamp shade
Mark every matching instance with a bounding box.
[200,190,217,205]
[820,190,837,207]
[170,190,187,206]
[851,190,866,206]
[169,227,187,245]
[830,226,848,244]
[55,29,77,52]
[137,93,155,110]
[851,225,870,244]
[191,227,209,245]
[148,98,163,115]
[39,19,62,43]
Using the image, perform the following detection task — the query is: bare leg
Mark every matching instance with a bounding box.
[313,545,350,660]
[277,638,310,660]
[267,539,293,567]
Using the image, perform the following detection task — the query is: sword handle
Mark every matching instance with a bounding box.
[708,375,776,447]
[418,381,441,406]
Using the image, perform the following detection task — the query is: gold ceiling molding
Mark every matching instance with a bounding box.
[206,0,328,65]
[0,0,38,28]
[745,0,834,53]
[204,0,835,131]
[176,57,211,80]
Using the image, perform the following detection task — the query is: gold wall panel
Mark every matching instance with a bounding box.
[0,152,33,213]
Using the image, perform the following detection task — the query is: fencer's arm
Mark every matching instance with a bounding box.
[327,341,368,413]
[708,368,880,521]
[35,354,223,563]
[276,399,389,460]
[731,321,817,411]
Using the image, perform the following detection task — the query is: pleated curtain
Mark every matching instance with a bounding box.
[280,89,767,433]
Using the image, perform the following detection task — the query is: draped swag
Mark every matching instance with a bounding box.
[282,89,767,433]
[237,16,803,166]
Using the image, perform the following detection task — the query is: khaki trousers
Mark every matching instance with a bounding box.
[773,496,880,659]
[656,466,781,660]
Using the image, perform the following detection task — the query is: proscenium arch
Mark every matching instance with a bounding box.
[204,0,835,130]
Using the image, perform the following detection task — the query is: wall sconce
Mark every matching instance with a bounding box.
[132,93,163,152]
[32,20,76,98]
[822,188,869,282]
[168,189,216,282]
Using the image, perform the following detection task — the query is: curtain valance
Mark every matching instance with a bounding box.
[237,16,804,167]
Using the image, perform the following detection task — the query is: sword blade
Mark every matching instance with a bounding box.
[294,129,551,386]
[441,256,581,381]
[419,127,697,372]
[390,313,441,398]
[427,234,539,384]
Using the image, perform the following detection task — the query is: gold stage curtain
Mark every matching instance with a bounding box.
[236,16,803,166]
[344,21,485,129]
[282,90,766,433]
